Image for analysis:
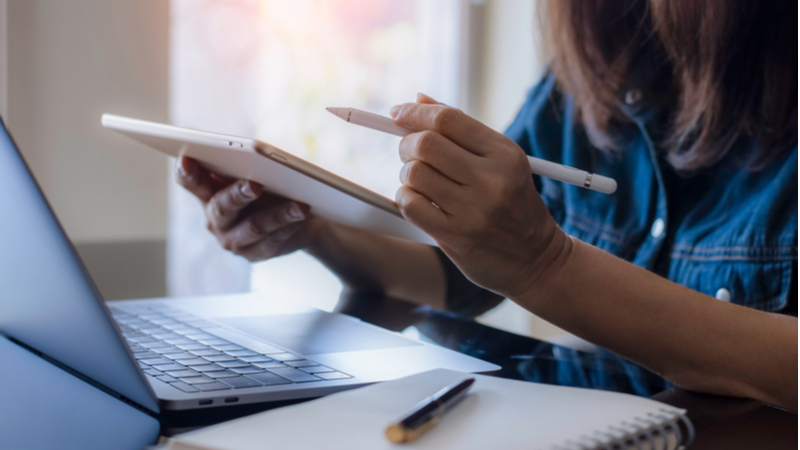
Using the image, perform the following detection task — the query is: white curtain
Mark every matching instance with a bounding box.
[167,0,473,309]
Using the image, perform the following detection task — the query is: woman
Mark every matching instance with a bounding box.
[177,0,797,409]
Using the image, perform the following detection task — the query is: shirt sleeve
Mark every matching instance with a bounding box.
[434,73,564,317]
[433,247,505,317]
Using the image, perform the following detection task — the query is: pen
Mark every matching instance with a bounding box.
[385,377,475,444]
[327,107,617,194]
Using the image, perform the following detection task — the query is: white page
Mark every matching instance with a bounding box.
[169,369,686,450]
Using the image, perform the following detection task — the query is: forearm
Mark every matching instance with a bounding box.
[305,221,446,309]
[516,237,798,410]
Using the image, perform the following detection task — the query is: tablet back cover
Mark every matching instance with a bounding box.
[103,114,436,246]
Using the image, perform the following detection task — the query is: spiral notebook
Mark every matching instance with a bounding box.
[167,369,694,450]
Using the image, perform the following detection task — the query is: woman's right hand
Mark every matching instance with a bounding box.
[175,155,327,262]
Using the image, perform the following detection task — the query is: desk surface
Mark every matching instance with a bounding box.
[333,292,797,450]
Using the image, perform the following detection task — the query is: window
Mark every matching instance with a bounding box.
[169,0,473,311]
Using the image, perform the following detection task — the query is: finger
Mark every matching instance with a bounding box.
[416,93,443,105]
[399,161,464,214]
[175,155,216,203]
[235,221,306,262]
[219,202,308,250]
[390,103,505,156]
[395,185,449,234]
[206,179,263,231]
[209,172,235,191]
[399,130,480,185]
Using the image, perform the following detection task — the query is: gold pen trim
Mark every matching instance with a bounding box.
[385,417,440,444]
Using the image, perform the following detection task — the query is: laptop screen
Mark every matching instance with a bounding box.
[0,118,159,413]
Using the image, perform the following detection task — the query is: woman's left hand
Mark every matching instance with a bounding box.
[390,94,571,299]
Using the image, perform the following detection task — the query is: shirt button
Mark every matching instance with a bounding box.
[715,288,731,302]
[650,218,665,239]
[624,89,642,105]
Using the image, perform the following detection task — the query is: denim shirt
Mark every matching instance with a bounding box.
[437,72,798,317]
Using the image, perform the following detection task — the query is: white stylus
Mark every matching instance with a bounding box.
[326,107,617,194]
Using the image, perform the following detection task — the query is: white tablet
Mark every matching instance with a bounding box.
[101,114,435,246]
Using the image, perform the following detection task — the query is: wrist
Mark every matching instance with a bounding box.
[505,225,575,305]
[304,217,338,258]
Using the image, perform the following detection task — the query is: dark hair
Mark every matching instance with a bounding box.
[542,0,798,172]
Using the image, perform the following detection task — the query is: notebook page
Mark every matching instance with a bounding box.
[169,369,686,450]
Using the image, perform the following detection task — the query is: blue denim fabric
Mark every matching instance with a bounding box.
[504,72,798,314]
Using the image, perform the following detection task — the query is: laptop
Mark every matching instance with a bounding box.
[0,117,498,417]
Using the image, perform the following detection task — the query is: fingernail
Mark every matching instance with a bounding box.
[287,203,305,221]
[178,157,193,178]
[389,105,401,118]
[399,163,409,183]
[240,181,255,199]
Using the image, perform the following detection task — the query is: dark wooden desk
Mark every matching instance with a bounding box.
[333,292,798,450]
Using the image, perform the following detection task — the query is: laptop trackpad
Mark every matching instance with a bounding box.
[214,311,421,355]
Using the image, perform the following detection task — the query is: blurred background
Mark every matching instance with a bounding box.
[2,0,568,341]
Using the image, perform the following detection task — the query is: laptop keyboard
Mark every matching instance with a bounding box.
[109,305,352,393]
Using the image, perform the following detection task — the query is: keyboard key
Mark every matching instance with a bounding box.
[211,344,244,352]
[239,355,272,363]
[189,349,222,357]
[176,343,208,351]
[166,352,196,360]
[140,341,172,349]
[140,357,173,366]
[138,313,164,320]
[300,366,335,374]
[185,333,216,340]
[253,361,287,369]
[316,372,352,380]
[285,360,317,368]
[179,376,217,385]
[152,346,183,355]
[190,364,224,372]
[150,319,180,326]
[133,351,159,360]
[177,358,211,366]
[225,349,259,357]
[269,353,304,362]
[222,376,264,389]
[196,382,231,391]
[150,333,182,340]
[127,336,157,343]
[196,338,230,346]
[230,367,264,375]
[162,323,193,331]
[151,363,186,372]
[165,338,195,345]
[138,361,149,369]
[202,354,236,363]
[170,381,199,393]
[138,310,164,320]
[183,320,218,329]
[267,367,322,383]
[156,375,178,383]
[139,327,165,334]
[205,370,240,379]
[164,369,199,378]
[246,372,293,386]
[216,360,249,368]
[143,368,161,376]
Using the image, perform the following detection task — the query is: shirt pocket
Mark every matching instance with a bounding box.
[669,248,795,312]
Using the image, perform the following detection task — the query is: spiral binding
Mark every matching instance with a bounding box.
[550,408,694,450]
